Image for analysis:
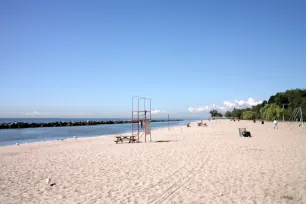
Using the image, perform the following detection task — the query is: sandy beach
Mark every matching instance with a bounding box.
[1,120,306,204]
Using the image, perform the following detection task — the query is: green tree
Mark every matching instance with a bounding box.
[242,111,255,120]
[216,112,223,117]
[231,108,242,118]
[209,109,218,117]
[268,95,275,104]
[224,111,232,117]
[211,89,306,121]
[209,109,223,117]
[266,89,306,119]
[260,103,284,120]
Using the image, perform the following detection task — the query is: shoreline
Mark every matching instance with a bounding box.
[0,122,190,148]
[0,120,191,147]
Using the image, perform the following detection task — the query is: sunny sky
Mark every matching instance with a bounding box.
[1,0,305,118]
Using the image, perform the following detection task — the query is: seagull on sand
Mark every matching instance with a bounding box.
[46,178,51,184]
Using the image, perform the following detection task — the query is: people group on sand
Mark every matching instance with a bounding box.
[230,117,280,129]
[195,118,280,130]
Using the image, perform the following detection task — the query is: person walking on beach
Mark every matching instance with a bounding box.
[274,119,278,129]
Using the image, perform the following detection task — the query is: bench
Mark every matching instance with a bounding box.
[114,136,137,144]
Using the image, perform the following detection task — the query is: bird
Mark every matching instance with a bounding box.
[16,143,19,146]
[73,136,77,139]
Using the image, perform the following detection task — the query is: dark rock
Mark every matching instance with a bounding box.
[0,119,183,129]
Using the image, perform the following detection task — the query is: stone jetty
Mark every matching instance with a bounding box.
[0,119,183,129]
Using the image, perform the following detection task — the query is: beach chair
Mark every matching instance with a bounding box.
[238,128,246,137]
[238,128,251,137]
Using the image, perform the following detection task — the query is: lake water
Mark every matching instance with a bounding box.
[0,118,191,146]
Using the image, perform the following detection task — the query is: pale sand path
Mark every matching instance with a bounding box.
[1,120,306,203]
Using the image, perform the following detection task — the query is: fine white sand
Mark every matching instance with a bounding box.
[1,120,306,204]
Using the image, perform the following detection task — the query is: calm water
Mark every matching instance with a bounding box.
[0,118,190,146]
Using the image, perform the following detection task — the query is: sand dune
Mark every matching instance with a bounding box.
[1,120,306,203]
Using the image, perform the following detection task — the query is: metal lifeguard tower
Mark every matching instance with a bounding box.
[132,96,152,142]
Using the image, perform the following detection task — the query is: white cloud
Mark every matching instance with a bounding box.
[231,97,262,108]
[132,110,166,115]
[188,106,210,113]
[223,101,236,108]
[188,97,263,113]
[247,97,263,106]
[24,111,42,117]
[151,110,166,114]
[188,105,226,113]
[152,110,161,114]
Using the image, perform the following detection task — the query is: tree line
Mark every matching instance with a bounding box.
[209,89,306,120]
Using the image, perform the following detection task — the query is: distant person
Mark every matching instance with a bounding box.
[262,120,264,125]
[274,119,278,129]
[253,119,256,123]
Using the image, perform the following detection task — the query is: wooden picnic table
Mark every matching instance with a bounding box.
[115,136,137,144]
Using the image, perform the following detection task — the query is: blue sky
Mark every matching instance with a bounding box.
[0,0,305,118]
